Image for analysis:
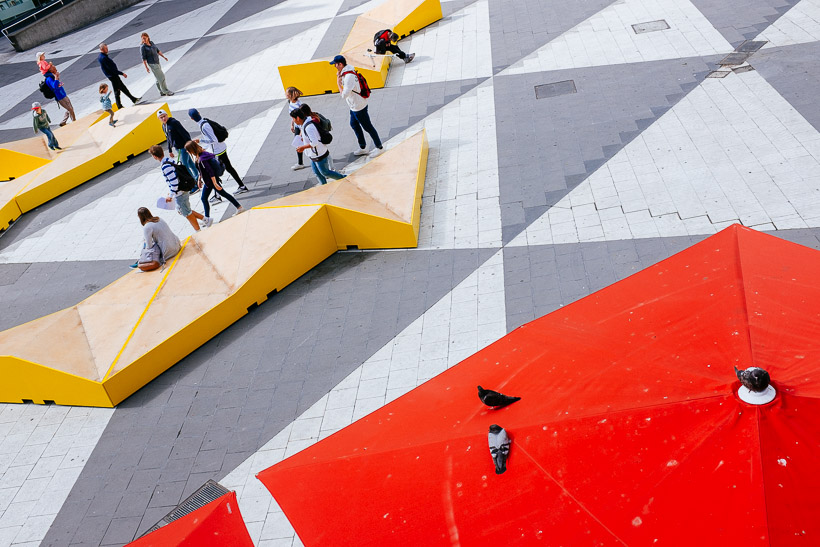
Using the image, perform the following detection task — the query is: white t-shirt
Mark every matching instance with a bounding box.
[300,118,328,160]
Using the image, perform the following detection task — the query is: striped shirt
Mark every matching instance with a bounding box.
[160,157,181,195]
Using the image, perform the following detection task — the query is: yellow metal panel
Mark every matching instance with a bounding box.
[326,206,418,249]
[0,356,112,407]
[278,61,340,97]
[0,149,50,181]
[391,0,443,38]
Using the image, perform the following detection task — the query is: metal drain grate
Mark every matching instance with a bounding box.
[140,480,230,537]
[719,52,751,66]
[736,40,767,53]
[535,80,577,99]
[632,20,669,34]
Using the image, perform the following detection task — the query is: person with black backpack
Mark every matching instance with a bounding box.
[331,55,384,158]
[184,141,245,224]
[373,29,415,63]
[188,108,248,195]
[292,105,346,186]
[150,145,207,231]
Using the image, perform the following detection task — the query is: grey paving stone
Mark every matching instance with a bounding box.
[207,0,288,33]
[690,0,799,46]
[494,56,721,243]
[99,516,141,546]
[754,42,820,135]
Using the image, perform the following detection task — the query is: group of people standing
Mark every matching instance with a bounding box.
[31,33,174,150]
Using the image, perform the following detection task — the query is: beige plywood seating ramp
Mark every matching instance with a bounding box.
[278,0,442,96]
[0,130,428,407]
[0,103,168,232]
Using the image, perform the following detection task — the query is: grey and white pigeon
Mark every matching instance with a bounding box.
[477,385,521,408]
[488,424,511,475]
[734,366,770,392]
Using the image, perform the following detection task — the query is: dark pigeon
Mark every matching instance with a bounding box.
[477,385,521,408]
[488,424,511,474]
[734,366,770,392]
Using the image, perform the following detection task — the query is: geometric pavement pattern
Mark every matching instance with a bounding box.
[2,0,820,544]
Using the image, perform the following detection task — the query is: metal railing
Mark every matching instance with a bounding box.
[1,0,74,45]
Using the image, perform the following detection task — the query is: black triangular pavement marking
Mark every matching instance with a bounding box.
[488,0,619,74]
[102,0,222,45]
[690,0,800,48]
[207,0,288,34]
[495,55,724,244]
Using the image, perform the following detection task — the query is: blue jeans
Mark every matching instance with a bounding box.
[39,127,59,149]
[310,154,346,185]
[349,106,382,150]
[178,150,199,179]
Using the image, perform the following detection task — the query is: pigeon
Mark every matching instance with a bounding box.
[734,366,770,392]
[477,385,521,408]
[488,424,511,474]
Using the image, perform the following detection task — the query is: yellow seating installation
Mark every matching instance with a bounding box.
[0,103,168,232]
[278,0,442,96]
[0,130,428,407]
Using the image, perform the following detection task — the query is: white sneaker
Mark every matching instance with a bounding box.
[369,147,384,158]
[354,148,369,156]
[201,217,214,228]
[236,206,246,215]
[291,163,308,170]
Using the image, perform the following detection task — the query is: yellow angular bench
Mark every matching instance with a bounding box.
[0,130,428,407]
[0,103,168,232]
[278,0,442,96]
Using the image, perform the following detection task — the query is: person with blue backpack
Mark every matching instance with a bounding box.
[291,105,346,186]
[184,141,245,225]
[43,72,75,126]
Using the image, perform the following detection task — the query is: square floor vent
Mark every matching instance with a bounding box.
[139,480,230,537]
[632,20,669,34]
[535,80,577,99]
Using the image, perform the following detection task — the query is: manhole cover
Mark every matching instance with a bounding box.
[736,40,767,53]
[535,80,577,99]
[632,20,670,34]
[140,480,230,537]
[706,71,731,78]
[719,52,751,66]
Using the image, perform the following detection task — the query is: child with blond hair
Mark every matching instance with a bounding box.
[99,83,116,127]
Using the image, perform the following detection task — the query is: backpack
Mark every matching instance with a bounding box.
[312,112,332,132]
[342,70,371,99]
[39,80,55,100]
[172,162,196,192]
[304,117,332,145]
[207,155,225,178]
[204,118,229,142]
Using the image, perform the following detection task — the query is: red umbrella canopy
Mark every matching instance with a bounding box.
[127,491,253,547]
[258,225,819,546]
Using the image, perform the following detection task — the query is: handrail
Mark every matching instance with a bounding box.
[1,0,70,35]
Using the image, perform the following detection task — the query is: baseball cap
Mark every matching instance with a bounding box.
[35,51,45,60]
[156,109,168,118]
[31,102,41,110]
[329,55,346,65]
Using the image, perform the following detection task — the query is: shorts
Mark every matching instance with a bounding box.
[174,192,193,217]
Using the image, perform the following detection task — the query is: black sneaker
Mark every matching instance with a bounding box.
[209,195,223,204]
[235,186,249,194]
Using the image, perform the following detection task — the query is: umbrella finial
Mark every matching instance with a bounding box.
[734,366,776,405]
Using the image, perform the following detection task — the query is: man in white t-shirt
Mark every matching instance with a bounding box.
[331,55,384,157]
[291,105,347,185]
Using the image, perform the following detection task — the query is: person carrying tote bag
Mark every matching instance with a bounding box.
[137,207,181,272]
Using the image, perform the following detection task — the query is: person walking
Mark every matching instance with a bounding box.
[286,87,308,171]
[138,207,181,264]
[140,32,174,97]
[150,145,207,231]
[31,102,60,150]
[373,29,415,63]
[184,141,245,225]
[188,108,248,194]
[330,55,383,157]
[98,43,140,109]
[157,109,198,183]
[291,105,346,186]
[43,72,75,126]
[99,83,116,126]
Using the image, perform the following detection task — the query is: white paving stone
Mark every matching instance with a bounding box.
[220,249,506,545]
[511,70,820,245]
[210,0,343,35]
[504,0,733,75]
[0,404,113,546]
[385,0,492,87]
[759,0,820,47]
